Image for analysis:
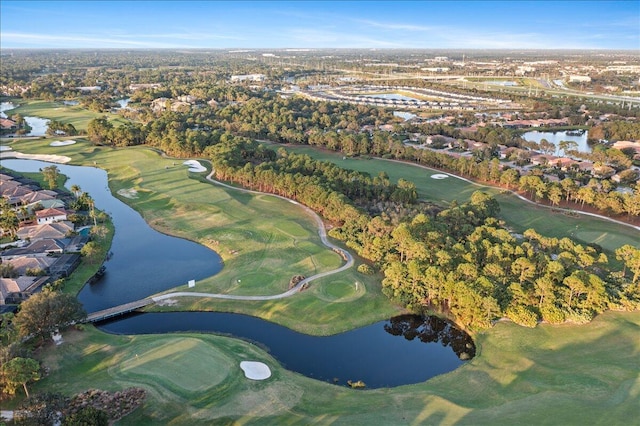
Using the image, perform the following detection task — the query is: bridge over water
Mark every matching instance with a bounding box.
[85,298,155,323]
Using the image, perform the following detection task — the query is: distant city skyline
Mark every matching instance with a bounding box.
[1,1,638,50]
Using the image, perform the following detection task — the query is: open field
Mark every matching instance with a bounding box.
[2,99,128,131]
[275,144,639,252]
[22,310,640,424]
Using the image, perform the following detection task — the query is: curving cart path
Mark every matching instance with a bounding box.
[152,169,354,304]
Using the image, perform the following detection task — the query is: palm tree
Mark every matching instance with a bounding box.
[70,184,82,199]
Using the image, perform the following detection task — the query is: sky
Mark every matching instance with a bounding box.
[1,1,638,50]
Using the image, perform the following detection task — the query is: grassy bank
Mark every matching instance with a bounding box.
[24,310,640,424]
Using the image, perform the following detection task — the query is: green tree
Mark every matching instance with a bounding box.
[63,407,109,426]
[15,392,69,426]
[41,165,60,190]
[13,291,86,342]
[616,245,640,285]
[1,357,40,397]
[0,197,20,239]
[80,241,101,264]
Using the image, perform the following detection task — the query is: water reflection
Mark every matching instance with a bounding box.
[385,314,476,360]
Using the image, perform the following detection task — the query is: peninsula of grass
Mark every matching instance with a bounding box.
[25,310,640,425]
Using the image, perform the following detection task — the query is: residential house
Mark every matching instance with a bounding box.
[530,154,555,166]
[129,83,162,91]
[36,207,69,225]
[177,95,197,103]
[0,118,18,131]
[26,198,65,212]
[17,221,75,241]
[0,276,50,305]
[20,190,57,206]
[151,97,170,112]
[551,157,579,170]
[7,256,56,275]
[1,239,66,260]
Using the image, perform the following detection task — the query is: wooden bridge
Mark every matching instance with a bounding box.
[85,298,155,323]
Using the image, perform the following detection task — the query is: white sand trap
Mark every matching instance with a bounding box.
[431,173,449,179]
[240,361,271,380]
[50,140,76,146]
[183,160,207,173]
[0,151,71,163]
[117,188,139,199]
[0,145,12,151]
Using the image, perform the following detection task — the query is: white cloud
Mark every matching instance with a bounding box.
[1,32,197,48]
[356,19,438,32]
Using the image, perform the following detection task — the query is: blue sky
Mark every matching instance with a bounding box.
[1,1,638,49]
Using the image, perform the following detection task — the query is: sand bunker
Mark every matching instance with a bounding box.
[0,151,71,163]
[50,140,76,147]
[431,174,449,179]
[183,160,207,173]
[0,145,11,152]
[240,361,271,380]
[117,188,139,199]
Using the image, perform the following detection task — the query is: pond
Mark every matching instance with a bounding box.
[22,116,50,136]
[0,101,17,118]
[486,80,518,86]
[1,103,49,136]
[522,130,590,156]
[62,100,79,106]
[363,93,421,102]
[3,159,475,387]
[98,312,474,389]
[115,98,131,109]
[394,111,417,121]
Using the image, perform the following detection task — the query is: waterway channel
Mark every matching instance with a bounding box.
[2,158,475,388]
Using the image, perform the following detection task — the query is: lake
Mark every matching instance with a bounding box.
[394,111,417,121]
[3,159,475,387]
[522,130,590,155]
[22,116,50,136]
[0,103,49,136]
[116,98,131,109]
[364,93,421,102]
[0,101,16,118]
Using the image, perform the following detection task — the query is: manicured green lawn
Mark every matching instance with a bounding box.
[3,99,128,130]
[25,310,640,425]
